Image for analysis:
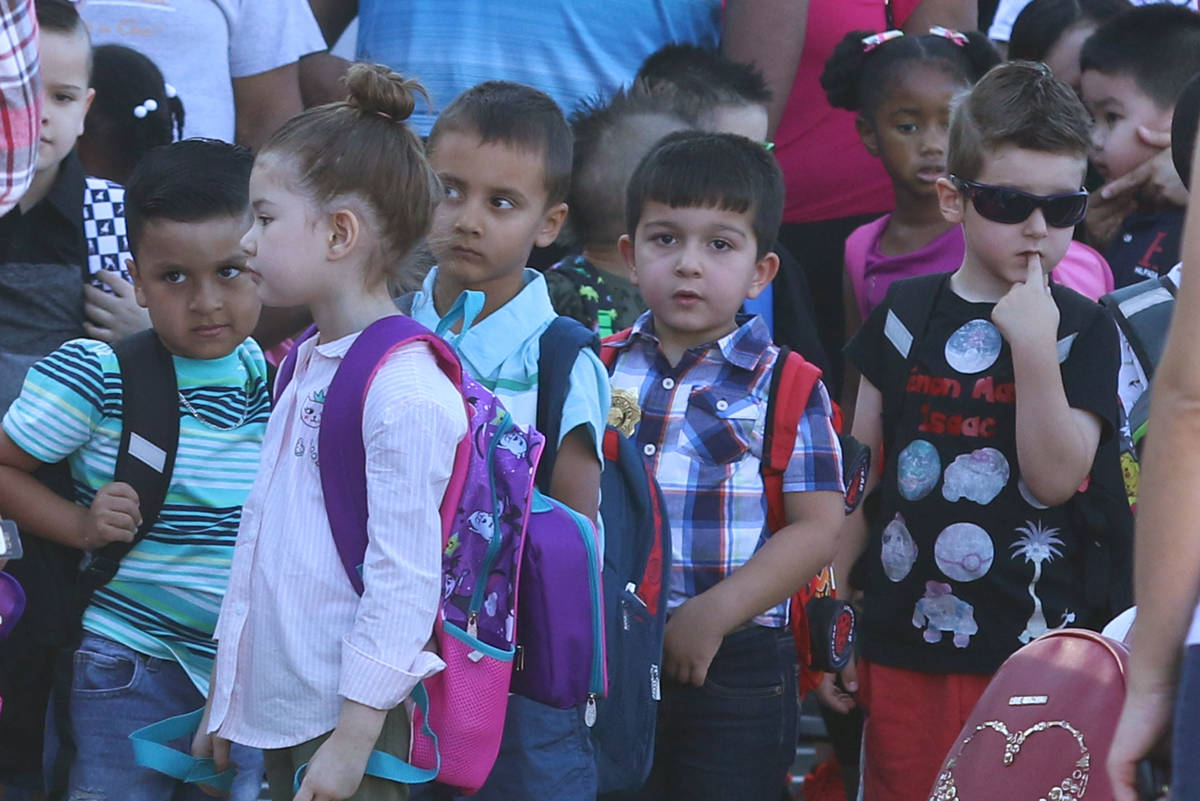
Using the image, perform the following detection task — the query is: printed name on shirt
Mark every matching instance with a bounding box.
[907,368,1016,440]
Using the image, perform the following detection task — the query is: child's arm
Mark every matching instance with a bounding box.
[832,376,885,598]
[992,254,1103,506]
[549,425,601,523]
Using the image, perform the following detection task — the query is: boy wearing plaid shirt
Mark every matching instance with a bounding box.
[604,131,844,801]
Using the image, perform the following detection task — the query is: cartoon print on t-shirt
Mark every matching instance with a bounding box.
[934,523,995,582]
[881,513,919,582]
[1011,520,1076,643]
[944,319,1003,374]
[942,447,1009,504]
[294,387,327,461]
[898,439,940,501]
[912,580,978,647]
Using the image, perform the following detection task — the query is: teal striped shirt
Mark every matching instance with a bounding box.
[2,337,269,693]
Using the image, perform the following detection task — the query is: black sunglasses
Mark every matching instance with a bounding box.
[952,177,1089,228]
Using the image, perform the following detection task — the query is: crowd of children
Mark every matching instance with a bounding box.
[5,2,1200,801]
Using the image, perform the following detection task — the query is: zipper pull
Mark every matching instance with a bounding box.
[515,644,524,671]
[585,694,597,728]
[467,612,478,639]
[626,582,648,607]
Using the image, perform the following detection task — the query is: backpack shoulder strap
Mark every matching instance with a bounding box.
[317,315,464,594]
[598,328,633,373]
[1101,273,1177,381]
[877,273,949,437]
[81,330,179,592]
[535,316,600,494]
[762,348,823,534]
[273,324,318,401]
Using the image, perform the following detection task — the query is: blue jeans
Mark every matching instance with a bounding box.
[63,633,263,801]
[1174,644,1200,800]
[410,695,596,801]
[629,625,799,801]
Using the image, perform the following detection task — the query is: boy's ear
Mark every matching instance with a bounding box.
[534,201,569,248]
[746,251,780,300]
[618,234,638,285]
[937,177,965,224]
[855,115,880,157]
[127,257,149,309]
[326,206,361,261]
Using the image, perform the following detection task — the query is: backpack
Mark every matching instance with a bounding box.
[549,256,621,338]
[927,629,1129,801]
[274,315,547,794]
[874,273,1133,628]
[540,317,672,794]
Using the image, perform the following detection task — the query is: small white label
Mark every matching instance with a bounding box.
[1056,333,1077,364]
[1007,695,1049,706]
[650,664,661,701]
[467,649,484,663]
[885,310,913,359]
[128,433,166,473]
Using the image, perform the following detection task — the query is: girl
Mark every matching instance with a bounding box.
[78,45,185,185]
[194,64,465,801]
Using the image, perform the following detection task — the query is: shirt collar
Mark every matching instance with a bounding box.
[618,311,773,371]
[45,150,85,231]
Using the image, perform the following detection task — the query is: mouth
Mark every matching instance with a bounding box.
[449,244,484,260]
[673,289,703,305]
[193,324,229,338]
[916,165,947,182]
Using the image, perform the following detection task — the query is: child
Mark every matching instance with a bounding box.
[0,138,268,801]
[406,81,610,800]
[1007,0,1131,94]
[198,65,464,801]
[546,89,691,337]
[606,130,845,801]
[839,62,1120,801]
[78,44,185,186]
[1080,4,1200,286]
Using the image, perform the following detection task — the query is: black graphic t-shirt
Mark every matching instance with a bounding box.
[846,278,1118,674]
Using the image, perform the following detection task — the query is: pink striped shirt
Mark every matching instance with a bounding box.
[0,0,40,215]
[209,333,466,748]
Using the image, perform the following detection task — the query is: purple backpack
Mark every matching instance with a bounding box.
[276,315,545,793]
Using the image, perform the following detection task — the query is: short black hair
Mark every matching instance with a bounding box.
[625,131,783,259]
[1173,72,1200,190]
[35,0,91,75]
[635,43,772,113]
[125,139,253,255]
[428,81,572,206]
[1008,0,1131,63]
[1080,5,1200,109]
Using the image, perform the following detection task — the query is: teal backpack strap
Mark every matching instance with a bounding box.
[128,708,236,794]
[292,683,440,792]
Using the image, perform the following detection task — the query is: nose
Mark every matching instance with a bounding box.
[240,226,256,256]
[1089,126,1107,160]
[919,125,946,156]
[673,242,703,278]
[1023,207,1049,238]
[190,277,224,314]
[454,199,484,236]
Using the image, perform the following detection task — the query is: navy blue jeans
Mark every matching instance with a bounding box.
[1174,644,1200,800]
[630,625,799,801]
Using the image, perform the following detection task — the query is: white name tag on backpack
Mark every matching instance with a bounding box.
[128,433,167,473]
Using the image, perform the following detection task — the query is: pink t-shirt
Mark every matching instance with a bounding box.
[845,214,1115,320]
[774,0,922,224]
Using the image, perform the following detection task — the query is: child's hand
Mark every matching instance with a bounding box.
[292,726,374,801]
[82,482,141,550]
[991,253,1059,351]
[813,671,857,715]
[83,268,152,343]
[663,595,726,687]
[190,721,232,798]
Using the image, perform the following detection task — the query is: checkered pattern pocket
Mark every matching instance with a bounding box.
[82,177,133,290]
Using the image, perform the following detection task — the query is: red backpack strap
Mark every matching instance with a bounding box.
[762,348,823,534]
[599,328,633,372]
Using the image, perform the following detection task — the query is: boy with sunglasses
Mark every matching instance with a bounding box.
[834,62,1121,801]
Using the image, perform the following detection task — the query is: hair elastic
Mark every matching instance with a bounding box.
[164,83,177,99]
[861,29,904,52]
[375,110,394,121]
[133,98,159,119]
[929,26,968,47]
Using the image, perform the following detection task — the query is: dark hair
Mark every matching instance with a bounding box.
[625,131,784,259]
[260,63,440,276]
[822,28,1000,120]
[428,81,572,206]
[1172,72,1200,190]
[80,46,184,183]
[634,42,771,118]
[124,138,253,255]
[567,89,691,248]
[1008,0,1131,62]
[948,61,1092,181]
[35,0,91,75]
[1080,5,1200,108]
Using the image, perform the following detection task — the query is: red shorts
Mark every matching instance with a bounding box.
[858,659,991,801]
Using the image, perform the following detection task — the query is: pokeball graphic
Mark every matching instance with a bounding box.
[898,439,940,501]
[945,319,1003,374]
[934,523,995,582]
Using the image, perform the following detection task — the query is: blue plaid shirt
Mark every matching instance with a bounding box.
[606,313,843,627]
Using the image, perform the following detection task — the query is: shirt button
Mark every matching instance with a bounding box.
[1123,233,1134,243]
[716,399,729,411]
[643,443,657,457]
[661,377,675,390]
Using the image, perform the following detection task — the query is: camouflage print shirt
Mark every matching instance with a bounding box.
[545,254,646,338]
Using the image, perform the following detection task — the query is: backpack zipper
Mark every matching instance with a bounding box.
[467,414,514,637]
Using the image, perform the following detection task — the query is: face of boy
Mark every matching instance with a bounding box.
[37,29,94,176]
[427,130,567,299]
[619,201,778,357]
[1080,69,1173,181]
[938,145,1086,296]
[132,215,262,360]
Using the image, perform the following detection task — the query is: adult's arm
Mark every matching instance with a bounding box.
[1108,128,1200,801]
[233,63,305,151]
[721,0,808,138]
[900,0,977,33]
[0,0,40,215]
[300,0,357,107]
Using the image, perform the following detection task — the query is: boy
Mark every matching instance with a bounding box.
[546,89,691,337]
[605,130,845,801]
[0,139,269,801]
[1080,4,1200,288]
[406,81,611,801]
[839,62,1120,801]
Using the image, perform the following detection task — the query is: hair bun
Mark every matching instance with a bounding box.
[343,63,427,123]
[820,30,878,111]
